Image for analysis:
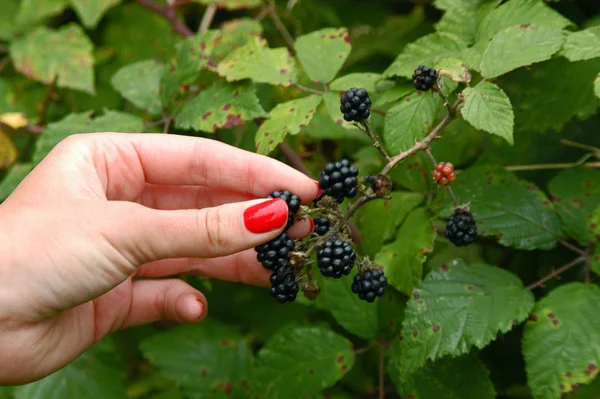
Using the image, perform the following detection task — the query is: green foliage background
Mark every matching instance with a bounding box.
[1,0,600,398]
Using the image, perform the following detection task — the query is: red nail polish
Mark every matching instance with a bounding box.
[308,217,315,233]
[314,180,324,198]
[244,198,288,234]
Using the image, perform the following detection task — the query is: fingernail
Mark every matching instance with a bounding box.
[195,299,204,319]
[244,198,288,234]
[308,217,315,234]
[314,180,324,198]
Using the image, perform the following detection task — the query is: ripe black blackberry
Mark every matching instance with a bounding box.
[269,266,299,303]
[351,269,387,303]
[317,236,356,278]
[318,159,359,203]
[412,65,438,91]
[269,190,301,228]
[314,216,331,236]
[255,232,295,270]
[445,209,477,247]
[340,87,371,122]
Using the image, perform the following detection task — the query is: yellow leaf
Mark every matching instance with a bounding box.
[0,112,29,129]
[0,129,17,169]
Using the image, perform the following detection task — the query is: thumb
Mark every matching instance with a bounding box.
[114,198,290,262]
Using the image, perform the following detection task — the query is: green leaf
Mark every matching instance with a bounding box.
[355,191,425,258]
[254,94,322,154]
[16,0,68,25]
[32,111,144,164]
[161,30,219,104]
[0,79,22,114]
[249,326,354,399]
[377,286,407,339]
[392,353,497,399]
[294,28,352,83]
[460,82,514,144]
[591,245,600,277]
[0,387,13,399]
[480,25,564,79]
[399,259,534,379]
[383,33,467,79]
[193,0,260,10]
[548,168,600,245]
[330,73,382,94]
[111,60,165,115]
[320,275,379,339]
[477,0,573,40]
[217,37,298,86]
[321,91,354,130]
[383,91,442,153]
[0,163,33,202]
[10,24,95,94]
[212,18,263,62]
[175,82,266,133]
[0,0,20,40]
[595,74,600,99]
[433,0,498,45]
[372,83,413,108]
[140,321,253,399]
[561,25,600,62]
[523,283,600,399]
[69,0,121,28]
[15,339,126,399]
[375,208,437,295]
[437,165,562,250]
[435,57,472,83]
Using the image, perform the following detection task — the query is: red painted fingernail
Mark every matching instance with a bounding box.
[196,299,205,319]
[314,180,324,198]
[243,198,288,234]
[308,217,315,233]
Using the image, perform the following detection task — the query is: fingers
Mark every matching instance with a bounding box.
[137,184,254,210]
[120,279,207,329]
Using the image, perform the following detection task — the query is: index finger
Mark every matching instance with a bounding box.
[109,133,320,202]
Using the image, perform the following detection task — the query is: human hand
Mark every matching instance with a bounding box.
[0,133,319,385]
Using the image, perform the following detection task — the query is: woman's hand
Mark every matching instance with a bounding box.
[0,133,319,385]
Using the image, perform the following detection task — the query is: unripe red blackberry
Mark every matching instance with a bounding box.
[432,162,456,185]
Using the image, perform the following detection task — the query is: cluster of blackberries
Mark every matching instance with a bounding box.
[432,162,456,185]
[318,159,359,203]
[317,236,356,278]
[314,216,331,236]
[413,65,438,91]
[340,88,371,122]
[446,209,477,247]
[255,190,303,303]
[352,269,387,303]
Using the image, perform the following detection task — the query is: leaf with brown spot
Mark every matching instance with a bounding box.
[175,82,266,133]
[10,24,95,94]
[294,28,352,83]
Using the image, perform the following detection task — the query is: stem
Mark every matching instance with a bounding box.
[277,143,312,176]
[162,117,173,134]
[504,162,600,171]
[354,343,377,355]
[526,256,586,290]
[199,3,217,32]
[135,0,193,37]
[293,83,324,95]
[268,0,295,49]
[424,147,458,207]
[560,139,600,158]
[378,342,386,399]
[359,121,391,162]
[434,80,451,113]
[287,0,301,10]
[559,240,586,256]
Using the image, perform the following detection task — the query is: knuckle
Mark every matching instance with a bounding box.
[197,207,230,254]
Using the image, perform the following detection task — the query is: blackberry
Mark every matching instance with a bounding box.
[340,87,371,122]
[269,190,301,228]
[318,159,359,203]
[314,216,331,236]
[445,209,477,247]
[317,236,356,278]
[412,65,438,91]
[269,266,299,303]
[351,269,387,303]
[255,231,295,270]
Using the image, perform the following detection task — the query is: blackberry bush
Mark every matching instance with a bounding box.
[318,159,359,203]
[446,209,478,247]
[340,87,371,122]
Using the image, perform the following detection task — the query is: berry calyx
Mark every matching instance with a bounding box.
[268,190,301,228]
[351,268,387,303]
[412,65,438,92]
[318,159,359,203]
[255,231,295,270]
[340,88,371,122]
[269,265,299,303]
[317,236,356,278]
[314,216,331,236]
[432,162,456,185]
[445,209,477,247]
[364,174,392,196]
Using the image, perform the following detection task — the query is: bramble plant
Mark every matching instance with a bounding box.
[1,0,600,398]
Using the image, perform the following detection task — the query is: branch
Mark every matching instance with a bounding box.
[560,139,600,158]
[199,3,217,32]
[504,162,600,171]
[526,256,586,290]
[358,120,391,162]
[267,0,295,49]
[277,143,311,175]
[294,83,325,95]
[559,240,586,256]
[135,0,193,37]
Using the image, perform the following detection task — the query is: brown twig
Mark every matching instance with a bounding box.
[162,117,173,134]
[267,0,295,49]
[559,240,586,256]
[504,162,600,171]
[277,143,311,175]
[560,139,600,158]
[354,343,378,355]
[526,256,586,290]
[424,147,459,207]
[135,0,193,37]
[358,121,391,162]
[293,83,325,95]
[199,3,217,32]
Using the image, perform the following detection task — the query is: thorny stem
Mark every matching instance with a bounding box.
[434,81,451,113]
[359,120,392,162]
[199,3,217,32]
[559,240,587,256]
[424,147,459,208]
[526,256,586,290]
